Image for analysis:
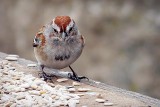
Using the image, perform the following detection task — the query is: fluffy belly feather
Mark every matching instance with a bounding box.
[34,45,82,69]
[43,55,79,69]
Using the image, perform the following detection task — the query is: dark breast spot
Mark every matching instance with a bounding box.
[55,54,70,61]
[65,55,70,59]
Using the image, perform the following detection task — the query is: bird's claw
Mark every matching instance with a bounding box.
[38,72,55,81]
[68,73,89,82]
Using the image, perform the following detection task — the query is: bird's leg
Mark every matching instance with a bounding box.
[38,65,55,81]
[68,65,89,82]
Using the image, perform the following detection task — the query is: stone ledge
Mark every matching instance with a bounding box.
[0,52,160,107]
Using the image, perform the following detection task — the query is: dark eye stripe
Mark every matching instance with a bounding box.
[53,28,58,33]
[69,27,73,33]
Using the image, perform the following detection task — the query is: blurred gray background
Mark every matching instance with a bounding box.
[0,0,160,99]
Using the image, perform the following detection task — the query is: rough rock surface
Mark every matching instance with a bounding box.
[0,52,160,107]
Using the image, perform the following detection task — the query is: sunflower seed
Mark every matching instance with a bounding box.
[5,57,18,61]
[57,78,68,82]
[95,98,106,103]
[104,102,114,106]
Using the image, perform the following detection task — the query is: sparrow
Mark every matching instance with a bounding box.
[33,16,88,81]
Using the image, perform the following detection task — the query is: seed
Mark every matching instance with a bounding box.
[31,84,38,90]
[68,88,76,93]
[95,98,106,103]
[78,88,91,92]
[40,90,46,95]
[29,90,40,95]
[5,57,18,61]
[7,55,19,58]
[104,102,114,106]
[20,83,30,88]
[27,64,37,67]
[57,78,68,82]
[72,82,80,86]
[16,94,25,100]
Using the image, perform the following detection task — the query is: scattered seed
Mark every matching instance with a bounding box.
[20,88,26,92]
[76,93,85,96]
[57,78,68,82]
[9,67,16,70]
[33,79,45,85]
[29,90,40,95]
[5,57,18,61]
[51,95,56,99]
[78,88,91,92]
[2,70,9,75]
[2,60,9,65]
[20,83,30,89]
[66,86,74,89]
[0,58,82,107]
[95,81,100,84]
[82,106,88,107]
[68,88,76,93]
[27,63,37,67]
[10,103,17,107]
[86,92,98,96]
[95,98,106,103]
[3,102,13,107]
[7,55,19,58]
[30,84,38,90]
[47,83,55,87]
[72,81,81,86]
[14,87,21,92]
[104,102,114,106]
[40,90,46,95]
[16,94,25,100]
[0,65,3,69]
[68,100,77,107]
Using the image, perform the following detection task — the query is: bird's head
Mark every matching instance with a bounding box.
[51,16,79,40]
[33,26,46,47]
[33,16,80,48]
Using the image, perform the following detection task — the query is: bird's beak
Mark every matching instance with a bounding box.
[33,38,38,47]
[61,32,68,40]
[33,43,38,47]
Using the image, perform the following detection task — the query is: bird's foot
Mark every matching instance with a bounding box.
[68,73,89,82]
[38,72,55,81]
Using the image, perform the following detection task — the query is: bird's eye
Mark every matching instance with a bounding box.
[34,38,39,43]
[34,38,38,42]
[53,28,58,33]
[69,27,73,33]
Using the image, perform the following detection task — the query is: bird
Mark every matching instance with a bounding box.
[33,16,88,82]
